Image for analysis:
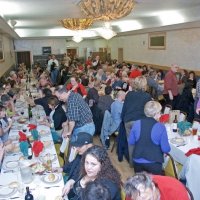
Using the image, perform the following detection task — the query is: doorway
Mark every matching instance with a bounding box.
[16,51,31,70]
[67,48,77,59]
[118,48,123,63]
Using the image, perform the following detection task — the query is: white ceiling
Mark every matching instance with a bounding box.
[1,0,200,39]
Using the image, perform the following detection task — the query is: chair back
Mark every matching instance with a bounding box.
[185,186,194,200]
[178,111,187,122]
[163,153,178,179]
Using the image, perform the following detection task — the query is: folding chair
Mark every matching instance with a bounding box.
[163,153,178,179]
[185,186,194,200]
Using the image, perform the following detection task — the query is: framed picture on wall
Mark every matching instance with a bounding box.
[148,32,166,49]
[42,46,51,55]
[0,38,4,62]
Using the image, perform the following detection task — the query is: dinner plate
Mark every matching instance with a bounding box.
[0,186,17,198]
[30,163,46,174]
[3,161,19,169]
[43,141,53,148]
[170,137,186,145]
[40,154,56,163]
[17,117,27,124]
[41,173,61,184]
[39,130,50,136]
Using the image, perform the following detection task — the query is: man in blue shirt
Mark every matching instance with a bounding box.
[100,90,126,149]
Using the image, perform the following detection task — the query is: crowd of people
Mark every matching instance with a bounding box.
[0,53,199,199]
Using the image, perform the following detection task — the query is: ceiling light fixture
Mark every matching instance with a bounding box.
[8,19,17,27]
[79,0,135,21]
[72,35,83,43]
[60,18,93,30]
[97,22,117,40]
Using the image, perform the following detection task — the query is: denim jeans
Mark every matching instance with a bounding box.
[51,69,59,85]
[71,122,95,142]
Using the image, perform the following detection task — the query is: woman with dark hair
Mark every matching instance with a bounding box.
[34,88,53,116]
[62,145,121,200]
[188,71,197,89]
[39,96,67,142]
[176,81,194,122]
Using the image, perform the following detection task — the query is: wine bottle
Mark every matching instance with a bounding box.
[25,187,34,200]
[172,115,178,132]
[28,104,32,120]
[27,138,33,160]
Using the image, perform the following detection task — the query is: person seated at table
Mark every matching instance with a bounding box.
[34,88,53,116]
[0,105,12,143]
[100,90,126,149]
[124,173,190,200]
[7,71,20,85]
[39,96,67,142]
[196,98,200,115]
[0,94,15,117]
[81,180,111,200]
[97,85,114,114]
[53,132,93,183]
[66,76,87,99]
[38,73,52,89]
[0,140,5,166]
[62,145,121,200]
[129,100,171,175]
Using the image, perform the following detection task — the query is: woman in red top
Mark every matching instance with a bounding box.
[124,173,189,200]
[66,76,87,99]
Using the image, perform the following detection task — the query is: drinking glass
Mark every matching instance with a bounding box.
[19,161,34,184]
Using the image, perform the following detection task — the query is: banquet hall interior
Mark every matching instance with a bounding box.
[0,0,200,200]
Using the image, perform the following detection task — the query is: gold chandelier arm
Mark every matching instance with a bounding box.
[60,18,93,30]
[79,0,135,21]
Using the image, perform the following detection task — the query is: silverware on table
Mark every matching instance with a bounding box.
[10,197,20,199]
[44,185,60,189]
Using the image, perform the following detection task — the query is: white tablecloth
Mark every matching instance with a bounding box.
[166,124,200,200]
[166,124,200,165]
[0,103,65,200]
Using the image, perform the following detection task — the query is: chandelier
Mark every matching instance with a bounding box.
[97,22,117,40]
[72,35,83,43]
[79,0,135,21]
[60,18,93,30]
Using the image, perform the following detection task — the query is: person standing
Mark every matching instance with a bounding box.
[47,54,59,85]
[163,64,179,109]
[54,86,95,142]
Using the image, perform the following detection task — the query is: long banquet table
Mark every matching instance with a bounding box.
[0,100,66,200]
[166,124,200,165]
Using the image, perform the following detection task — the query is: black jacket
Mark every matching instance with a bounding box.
[53,104,67,130]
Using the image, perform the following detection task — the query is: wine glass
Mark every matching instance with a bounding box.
[22,125,27,133]
[20,110,24,116]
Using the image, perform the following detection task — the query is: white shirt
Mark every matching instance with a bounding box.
[47,59,59,71]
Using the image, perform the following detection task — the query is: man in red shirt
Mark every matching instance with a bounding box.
[124,173,189,200]
[163,64,179,109]
[129,65,142,79]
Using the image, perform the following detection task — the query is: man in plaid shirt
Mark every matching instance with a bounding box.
[55,86,95,141]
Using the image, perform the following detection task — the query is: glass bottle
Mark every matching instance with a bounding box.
[25,187,34,200]
[27,138,33,160]
[28,104,33,120]
[172,115,178,132]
